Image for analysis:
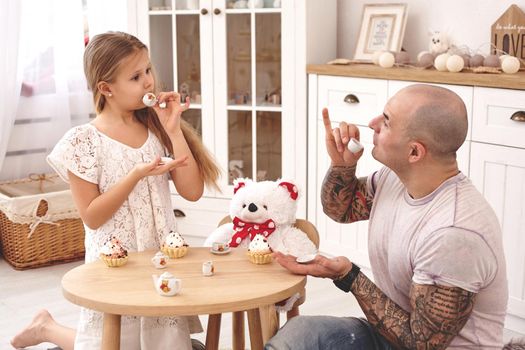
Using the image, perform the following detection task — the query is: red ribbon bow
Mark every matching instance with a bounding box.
[229,217,276,247]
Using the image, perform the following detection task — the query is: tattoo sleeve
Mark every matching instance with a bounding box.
[320,165,372,223]
[350,274,476,350]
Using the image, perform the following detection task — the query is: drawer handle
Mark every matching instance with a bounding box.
[344,94,360,104]
[214,8,221,15]
[201,8,208,15]
[173,209,186,217]
[510,111,525,122]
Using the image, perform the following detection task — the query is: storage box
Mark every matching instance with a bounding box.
[0,174,85,270]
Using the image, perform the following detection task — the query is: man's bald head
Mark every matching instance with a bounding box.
[396,84,468,159]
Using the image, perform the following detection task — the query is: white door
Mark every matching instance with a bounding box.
[470,142,525,333]
[136,0,294,237]
[212,0,291,197]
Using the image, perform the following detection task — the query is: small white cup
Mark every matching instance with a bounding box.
[347,138,364,154]
[212,242,229,252]
[202,261,214,276]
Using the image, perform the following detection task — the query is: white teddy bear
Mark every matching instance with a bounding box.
[204,178,317,258]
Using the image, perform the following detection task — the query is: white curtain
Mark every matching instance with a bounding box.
[0,0,91,181]
[0,0,22,173]
[87,0,131,37]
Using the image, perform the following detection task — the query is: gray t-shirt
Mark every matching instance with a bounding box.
[367,167,508,349]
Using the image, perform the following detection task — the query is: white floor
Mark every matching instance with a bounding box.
[1,236,523,350]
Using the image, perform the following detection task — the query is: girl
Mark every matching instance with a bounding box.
[11,31,220,350]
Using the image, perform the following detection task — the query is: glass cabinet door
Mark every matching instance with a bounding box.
[144,0,284,194]
[147,0,206,137]
[219,1,283,188]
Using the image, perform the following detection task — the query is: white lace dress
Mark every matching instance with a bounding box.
[47,123,201,350]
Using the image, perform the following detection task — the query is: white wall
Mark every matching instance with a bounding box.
[337,0,525,60]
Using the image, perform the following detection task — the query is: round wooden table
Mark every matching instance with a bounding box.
[62,247,306,350]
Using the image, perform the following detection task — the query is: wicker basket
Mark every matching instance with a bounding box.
[0,175,85,270]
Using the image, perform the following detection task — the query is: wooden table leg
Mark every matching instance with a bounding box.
[206,314,222,350]
[101,313,121,350]
[259,304,279,344]
[232,311,245,350]
[247,308,264,350]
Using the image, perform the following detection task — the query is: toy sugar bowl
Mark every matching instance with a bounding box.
[151,251,169,269]
[153,272,181,297]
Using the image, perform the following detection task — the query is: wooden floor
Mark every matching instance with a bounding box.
[1,235,523,350]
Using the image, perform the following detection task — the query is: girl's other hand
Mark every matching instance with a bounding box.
[132,155,189,179]
[153,92,190,136]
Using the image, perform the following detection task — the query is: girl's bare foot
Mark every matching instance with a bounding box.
[11,309,53,348]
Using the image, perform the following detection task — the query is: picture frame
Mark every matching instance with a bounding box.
[354,3,408,61]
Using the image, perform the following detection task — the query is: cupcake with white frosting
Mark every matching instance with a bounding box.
[247,234,272,264]
[99,236,128,267]
[161,231,188,258]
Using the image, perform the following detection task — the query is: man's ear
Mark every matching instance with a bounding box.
[408,141,426,163]
[97,81,112,97]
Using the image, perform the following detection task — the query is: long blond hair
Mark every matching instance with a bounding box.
[83,31,221,190]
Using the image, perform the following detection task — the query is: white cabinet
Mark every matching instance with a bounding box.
[469,87,525,334]
[307,75,386,268]
[130,0,336,237]
[307,71,525,333]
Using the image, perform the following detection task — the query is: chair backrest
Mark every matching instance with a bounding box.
[217,216,320,249]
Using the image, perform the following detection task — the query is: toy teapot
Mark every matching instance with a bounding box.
[152,272,181,296]
[151,251,169,269]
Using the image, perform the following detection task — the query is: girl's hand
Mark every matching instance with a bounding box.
[153,92,190,136]
[132,155,189,179]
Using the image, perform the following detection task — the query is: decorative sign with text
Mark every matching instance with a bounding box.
[491,4,525,66]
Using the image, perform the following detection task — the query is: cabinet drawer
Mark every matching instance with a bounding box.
[317,76,388,126]
[472,87,525,149]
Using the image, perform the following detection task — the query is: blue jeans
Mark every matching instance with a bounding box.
[265,316,395,350]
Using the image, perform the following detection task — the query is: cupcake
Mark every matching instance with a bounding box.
[247,234,273,264]
[161,231,188,258]
[99,236,128,267]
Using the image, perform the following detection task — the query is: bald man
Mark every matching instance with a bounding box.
[266,85,508,350]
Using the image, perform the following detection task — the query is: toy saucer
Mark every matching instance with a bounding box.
[210,247,231,255]
[296,254,317,264]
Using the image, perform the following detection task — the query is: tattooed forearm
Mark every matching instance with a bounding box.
[320,166,372,223]
[350,273,475,350]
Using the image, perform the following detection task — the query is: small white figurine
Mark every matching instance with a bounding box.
[428,31,450,55]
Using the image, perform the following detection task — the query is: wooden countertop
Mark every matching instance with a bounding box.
[307,64,525,90]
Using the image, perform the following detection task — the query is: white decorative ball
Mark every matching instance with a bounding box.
[501,56,520,74]
[378,52,395,68]
[434,53,450,71]
[372,51,385,65]
[446,55,465,73]
[498,54,510,63]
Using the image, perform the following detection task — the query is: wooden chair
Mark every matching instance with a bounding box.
[209,215,320,349]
